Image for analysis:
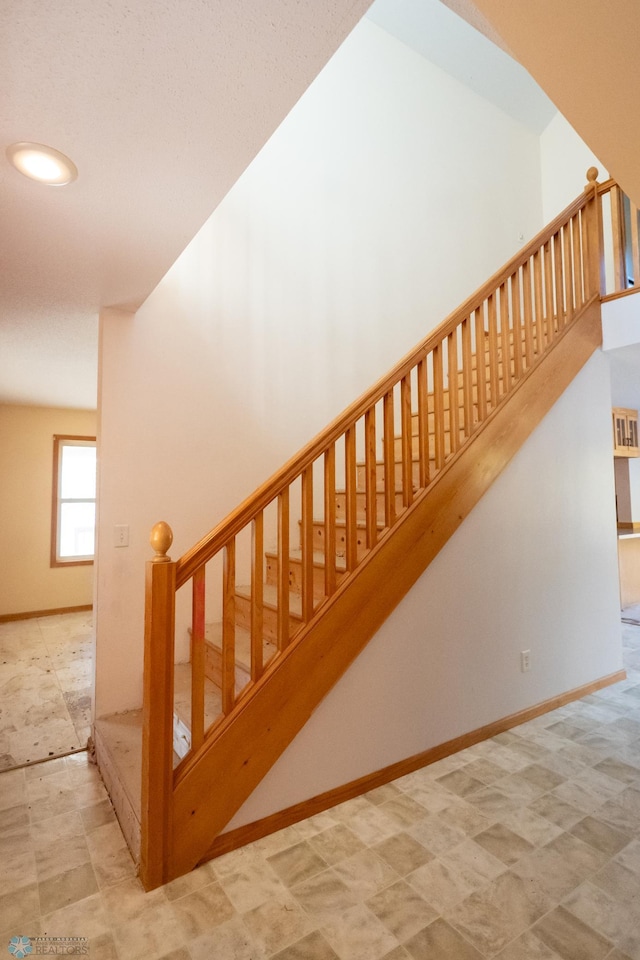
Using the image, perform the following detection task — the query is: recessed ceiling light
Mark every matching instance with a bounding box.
[6,142,78,185]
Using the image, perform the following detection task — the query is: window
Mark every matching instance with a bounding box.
[51,435,97,566]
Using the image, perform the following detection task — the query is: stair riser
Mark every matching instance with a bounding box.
[204,641,249,694]
[234,592,302,642]
[265,555,347,601]
[312,522,370,562]
[355,460,422,490]
[335,490,404,524]
[394,431,467,460]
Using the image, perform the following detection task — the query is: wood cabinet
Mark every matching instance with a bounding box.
[613,407,639,457]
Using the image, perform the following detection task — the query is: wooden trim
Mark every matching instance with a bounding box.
[601,286,640,303]
[0,604,92,623]
[203,666,626,861]
[140,557,176,890]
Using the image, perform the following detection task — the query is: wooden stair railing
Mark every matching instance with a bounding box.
[140,169,611,889]
[597,175,640,298]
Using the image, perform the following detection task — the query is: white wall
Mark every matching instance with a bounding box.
[603,297,640,354]
[540,111,606,223]
[226,351,622,830]
[96,18,544,715]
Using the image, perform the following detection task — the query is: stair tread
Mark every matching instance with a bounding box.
[174,662,221,732]
[236,582,304,617]
[265,548,347,571]
[204,622,277,669]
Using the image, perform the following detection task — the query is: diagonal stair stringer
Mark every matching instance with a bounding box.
[168,297,602,881]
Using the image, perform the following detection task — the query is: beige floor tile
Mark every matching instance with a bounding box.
[404,917,483,959]
[0,613,92,771]
[562,880,640,943]
[267,840,330,887]
[459,758,506,786]
[38,861,99,915]
[242,892,314,955]
[494,928,566,958]
[216,858,286,913]
[366,879,438,942]
[86,933,121,960]
[591,859,640,905]
[465,786,518,819]
[162,862,217,902]
[439,836,507,889]
[169,882,236,939]
[366,783,404,806]
[569,814,633,856]
[307,823,366,867]
[407,857,477,913]
[496,806,563,847]
[0,882,41,930]
[331,848,399,900]
[97,876,168,926]
[436,769,485,798]
[543,831,609,879]
[407,813,468,855]
[380,948,412,960]
[291,869,358,920]
[379,793,431,828]
[187,916,265,960]
[270,930,339,960]
[615,837,640,875]
[533,905,612,960]
[320,902,399,960]
[337,800,403,846]
[528,793,585,829]
[478,869,554,930]
[112,901,190,960]
[372,831,433,875]
[510,845,584,903]
[41,891,111,938]
[35,832,92,883]
[473,822,535,865]
[444,888,518,956]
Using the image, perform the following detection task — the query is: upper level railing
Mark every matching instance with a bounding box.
[598,176,640,299]
[140,169,634,887]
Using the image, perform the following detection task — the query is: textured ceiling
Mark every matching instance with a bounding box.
[0,0,372,408]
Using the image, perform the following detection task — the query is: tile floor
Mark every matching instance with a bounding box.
[2,618,640,958]
[0,612,93,771]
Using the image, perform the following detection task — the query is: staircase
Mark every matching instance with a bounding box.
[139,171,612,889]
[198,332,515,679]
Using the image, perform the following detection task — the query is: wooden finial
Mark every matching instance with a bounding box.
[586,166,599,184]
[150,521,173,562]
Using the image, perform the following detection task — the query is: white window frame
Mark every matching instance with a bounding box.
[51,435,97,567]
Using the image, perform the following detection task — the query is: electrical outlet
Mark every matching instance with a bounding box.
[521,649,531,672]
[114,524,129,547]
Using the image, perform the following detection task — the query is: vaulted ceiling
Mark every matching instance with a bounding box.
[448,0,640,207]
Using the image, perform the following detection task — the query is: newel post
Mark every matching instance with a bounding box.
[140,521,176,890]
[584,166,605,298]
